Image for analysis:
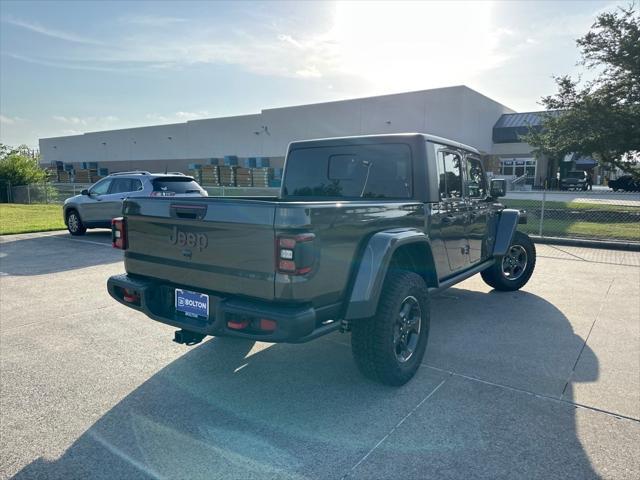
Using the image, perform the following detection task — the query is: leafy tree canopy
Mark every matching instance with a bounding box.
[525,3,640,175]
[0,143,47,186]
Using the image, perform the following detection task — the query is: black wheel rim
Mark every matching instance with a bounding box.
[501,245,528,281]
[393,296,422,363]
[68,214,79,232]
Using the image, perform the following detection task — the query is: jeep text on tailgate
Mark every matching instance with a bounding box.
[108,133,536,385]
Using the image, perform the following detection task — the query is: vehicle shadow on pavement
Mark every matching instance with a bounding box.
[0,231,118,276]
[11,289,600,480]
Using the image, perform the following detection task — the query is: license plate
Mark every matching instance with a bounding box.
[175,289,209,318]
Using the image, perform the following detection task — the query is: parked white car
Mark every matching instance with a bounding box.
[63,171,207,235]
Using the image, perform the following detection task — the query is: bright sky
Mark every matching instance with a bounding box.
[0,0,617,147]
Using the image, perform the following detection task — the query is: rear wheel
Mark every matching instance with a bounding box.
[351,270,430,386]
[481,231,535,291]
[66,210,87,236]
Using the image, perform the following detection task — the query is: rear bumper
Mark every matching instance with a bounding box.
[107,274,338,343]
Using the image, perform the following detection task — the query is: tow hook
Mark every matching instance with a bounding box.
[173,329,206,346]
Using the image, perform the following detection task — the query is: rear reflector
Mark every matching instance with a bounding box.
[227,319,250,330]
[122,288,140,304]
[259,318,277,332]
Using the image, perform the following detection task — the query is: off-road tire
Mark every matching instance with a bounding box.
[481,231,536,291]
[351,270,430,386]
[66,209,87,236]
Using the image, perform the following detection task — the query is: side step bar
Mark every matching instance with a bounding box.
[429,259,494,294]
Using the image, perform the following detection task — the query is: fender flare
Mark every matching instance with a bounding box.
[493,209,520,257]
[344,228,436,320]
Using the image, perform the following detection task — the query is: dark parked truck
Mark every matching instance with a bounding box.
[108,134,536,385]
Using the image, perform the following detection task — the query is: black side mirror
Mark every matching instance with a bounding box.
[490,178,506,198]
[81,189,90,196]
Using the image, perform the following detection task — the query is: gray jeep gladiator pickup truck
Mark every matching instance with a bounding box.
[108,133,535,385]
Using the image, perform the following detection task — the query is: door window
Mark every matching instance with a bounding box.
[110,178,143,194]
[465,157,486,198]
[89,178,112,196]
[437,150,462,199]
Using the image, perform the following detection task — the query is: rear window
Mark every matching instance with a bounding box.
[283,144,412,199]
[152,177,202,193]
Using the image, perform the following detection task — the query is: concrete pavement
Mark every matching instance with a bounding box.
[1,231,638,479]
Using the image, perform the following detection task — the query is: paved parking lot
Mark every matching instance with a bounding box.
[1,230,639,479]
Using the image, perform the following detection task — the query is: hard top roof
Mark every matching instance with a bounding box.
[288,133,481,155]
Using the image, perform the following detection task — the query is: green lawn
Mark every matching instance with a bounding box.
[0,200,637,242]
[515,218,640,241]
[502,199,639,212]
[0,204,66,235]
[502,200,640,242]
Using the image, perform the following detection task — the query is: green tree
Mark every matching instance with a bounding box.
[526,4,640,176]
[0,144,47,186]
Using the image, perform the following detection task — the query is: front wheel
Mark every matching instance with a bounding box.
[351,270,430,386]
[66,210,87,236]
[481,231,536,291]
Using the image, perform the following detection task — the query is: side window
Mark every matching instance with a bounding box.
[438,150,462,199]
[110,178,143,194]
[109,179,131,194]
[89,178,111,196]
[465,157,486,199]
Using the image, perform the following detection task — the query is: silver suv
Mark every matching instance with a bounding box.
[63,171,207,235]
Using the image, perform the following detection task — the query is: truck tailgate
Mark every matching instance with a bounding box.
[123,197,277,300]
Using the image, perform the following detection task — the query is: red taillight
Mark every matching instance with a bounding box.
[276,233,315,275]
[227,319,250,330]
[226,316,277,333]
[122,288,140,304]
[259,318,277,332]
[112,217,127,249]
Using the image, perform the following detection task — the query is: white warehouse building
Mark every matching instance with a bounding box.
[39,85,552,188]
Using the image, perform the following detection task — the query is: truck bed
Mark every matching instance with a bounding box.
[122,196,424,307]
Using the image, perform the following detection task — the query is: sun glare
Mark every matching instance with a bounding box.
[327,1,504,93]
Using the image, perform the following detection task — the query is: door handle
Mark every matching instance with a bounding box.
[170,203,208,220]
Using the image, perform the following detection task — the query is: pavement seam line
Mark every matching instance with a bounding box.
[341,375,450,479]
[424,363,640,423]
[537,254,639,268]
[561,278,614,400]
[48,235,113,248]
[549,245,588,262]
[0,304,119,333]
[320,338,639,423]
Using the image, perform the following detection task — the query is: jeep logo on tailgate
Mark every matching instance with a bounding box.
[169,226,208,251]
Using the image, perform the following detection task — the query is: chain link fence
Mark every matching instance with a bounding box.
[6,183,92,204]
[4,183,639,243]
[502,191,640,243]
[6,183,280,204]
